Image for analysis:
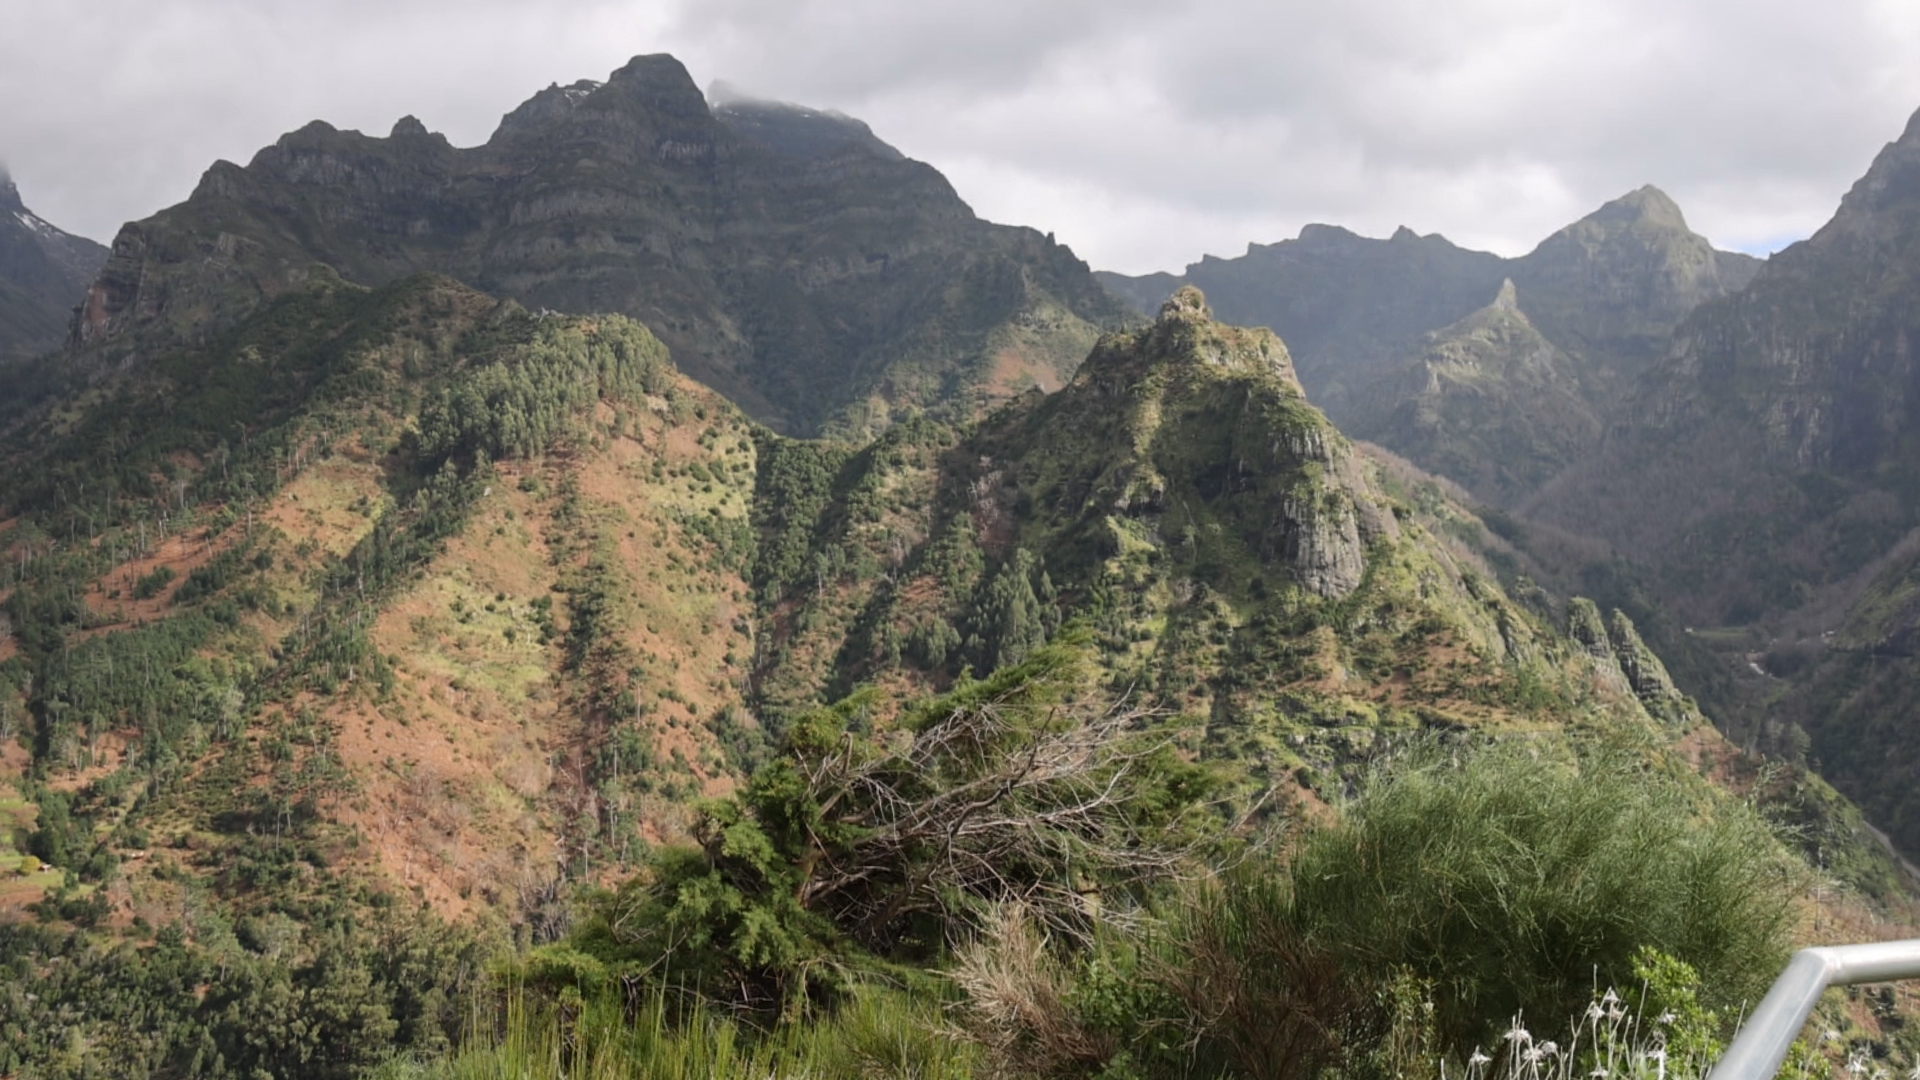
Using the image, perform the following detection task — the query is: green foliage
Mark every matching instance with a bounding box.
[965,547,1062,671]
[414,318,670,466]
[955,741,1801,1080]
[132,565,176,600]
[749,432,852,602]
[0,913,481,1080]
[559,637,1215,1018]
[1283,742,1798,1052]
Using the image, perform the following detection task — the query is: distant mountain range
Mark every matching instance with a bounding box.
[66,55,1132,438]
[0,172,107,362]
[1100,186,1759,506]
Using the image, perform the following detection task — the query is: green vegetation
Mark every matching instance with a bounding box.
[356,734,1805,1080]
[0,245,1902,1080]
[951,741,1800,1080]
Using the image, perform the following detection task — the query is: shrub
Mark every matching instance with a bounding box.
[133,566,176,600]
[1284,742,1799,1053]
[954,741,1801,1080]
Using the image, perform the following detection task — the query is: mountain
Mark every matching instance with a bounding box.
[742,286,1770,800]
[67,55,1133,437]
[1097,189,1759,506]
[0,172,108,362]
[1512,106,1920,857]
[1098,224,1506,421]
[1341,280,1602,506]
[1507,186,1762,403]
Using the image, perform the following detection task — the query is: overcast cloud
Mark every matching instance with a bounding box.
[3,0,1917,273]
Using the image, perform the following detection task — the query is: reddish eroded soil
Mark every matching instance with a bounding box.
[44,731,136,793]
[574,432,750,797]
[82,526,233,627]
[982,345,1064,402]
[331,414,758,917]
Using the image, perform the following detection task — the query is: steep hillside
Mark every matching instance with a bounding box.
[1525,106,1920,626]
[3,270,1912,1080]
[65,55,1132,438]
[0,273,763,925]
[4,276,1851,935]
[1511,106,1920,858]
[744,288,1744,801]
[0,172,108,362]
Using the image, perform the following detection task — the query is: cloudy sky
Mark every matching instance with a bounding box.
[3,0,1918,274]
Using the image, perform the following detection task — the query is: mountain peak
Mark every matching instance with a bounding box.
[1579,185,1689,233]
[599,53,710,119]
[1832,104,1920,219]
[1491,277,1520,312]
[0,167,19,213]
[1157,284,1212,323]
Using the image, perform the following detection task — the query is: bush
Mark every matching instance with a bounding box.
[133,565,176,600]
[1283,742,1799,1053]
[955,741,1801,1080]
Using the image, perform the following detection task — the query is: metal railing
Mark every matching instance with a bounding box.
[1707,939,1920,1080]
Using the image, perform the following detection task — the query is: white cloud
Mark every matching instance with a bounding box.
[2,0,1918,272]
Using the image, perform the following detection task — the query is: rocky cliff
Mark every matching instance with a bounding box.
[69,55,1133,436]
[0,172,108,362]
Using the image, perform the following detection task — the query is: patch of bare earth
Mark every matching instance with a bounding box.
[334,474,567,917]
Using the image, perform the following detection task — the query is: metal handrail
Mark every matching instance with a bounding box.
[1707,939,1920,1080]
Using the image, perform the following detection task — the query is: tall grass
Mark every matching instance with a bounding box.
[370,983,977,1080]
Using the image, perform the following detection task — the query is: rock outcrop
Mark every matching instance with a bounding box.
[0,172,108,362]
[992,285,1390,600]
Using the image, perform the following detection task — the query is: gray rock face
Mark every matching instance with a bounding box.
[1606,610,1693,725]
[67,54,1132,436]
[0,173,108,362]
[1280,488,1366,598]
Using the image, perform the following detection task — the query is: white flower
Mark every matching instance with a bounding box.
[1506,1025,1533,1045]
[1591,1068,1610,1079]
[1601,989,1621,1006]
[1470,1050,1493,1067]
[1656,1011,1678,1026]
[1847,1056,1868,1076]
[1539,1042,1561,1057]
[1826,1030,1845,1044]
